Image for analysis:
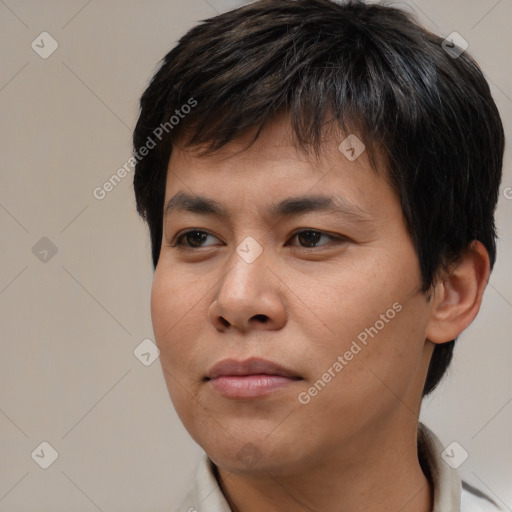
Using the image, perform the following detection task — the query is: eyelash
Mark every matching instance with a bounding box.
[171,229,347,250]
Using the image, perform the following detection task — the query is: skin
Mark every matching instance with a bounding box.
[151,116,489,512]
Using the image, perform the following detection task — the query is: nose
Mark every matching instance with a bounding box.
[208,248,288,333]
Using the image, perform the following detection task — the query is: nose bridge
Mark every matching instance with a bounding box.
[210,236,287,332]
[220,236,267,305]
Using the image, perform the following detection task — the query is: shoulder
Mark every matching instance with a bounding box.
[417,423,505,512]
[461,481,505,512]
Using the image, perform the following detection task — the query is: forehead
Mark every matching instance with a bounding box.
[172,117,317,171]
[164,116,393,220]
[170,113,383,174]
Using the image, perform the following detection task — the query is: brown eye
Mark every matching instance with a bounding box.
[297,231,322,247]
[291,230,338,248]
[175,230,218,248]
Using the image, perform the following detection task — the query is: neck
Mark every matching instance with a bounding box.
[215,418,433,512]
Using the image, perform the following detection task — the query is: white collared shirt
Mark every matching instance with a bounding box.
[173,423,503,511]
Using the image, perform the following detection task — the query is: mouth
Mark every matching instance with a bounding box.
[205,358,303,399]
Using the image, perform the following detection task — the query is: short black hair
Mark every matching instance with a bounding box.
[133,0,504,396]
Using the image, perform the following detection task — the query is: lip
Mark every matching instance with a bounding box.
[206,358,302,399]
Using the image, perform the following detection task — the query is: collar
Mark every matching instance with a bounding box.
[418,422,462,510]
[173,422,462,511]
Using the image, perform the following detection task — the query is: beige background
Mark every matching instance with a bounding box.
[0,0,510,510]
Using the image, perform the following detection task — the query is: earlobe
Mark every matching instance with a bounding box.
[425,241,490,344]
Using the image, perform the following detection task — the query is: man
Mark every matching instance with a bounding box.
[132,1,505,510]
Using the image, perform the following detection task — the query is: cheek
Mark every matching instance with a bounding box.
[150,265,209,419]
[292,252,428,411]
[150,264,207,365]
[152,263,198,334]
[150,266,175,342]
[306,294,429,421]
[287,256,414,354]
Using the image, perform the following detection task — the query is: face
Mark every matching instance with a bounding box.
[151,117,435,475]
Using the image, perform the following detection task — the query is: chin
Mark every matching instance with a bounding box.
[199,430,308,476]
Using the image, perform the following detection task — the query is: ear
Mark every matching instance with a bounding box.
[425,241,490,344]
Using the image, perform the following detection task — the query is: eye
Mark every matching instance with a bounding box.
[173,230,220,248]
[288,230,342,248]
[171,229,345,250]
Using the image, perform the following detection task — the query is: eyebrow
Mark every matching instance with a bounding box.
[164,192,373,223]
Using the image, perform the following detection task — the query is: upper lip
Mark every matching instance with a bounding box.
[206,358,302,380]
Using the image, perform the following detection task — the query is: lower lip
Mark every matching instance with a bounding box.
[208,375,300,398]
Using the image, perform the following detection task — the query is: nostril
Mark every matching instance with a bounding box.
[219,317,230,327]
[253,314,268,323]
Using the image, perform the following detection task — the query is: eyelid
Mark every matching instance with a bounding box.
[288,228,344,246]
[171,228,348,249]
[171,229,221,247]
